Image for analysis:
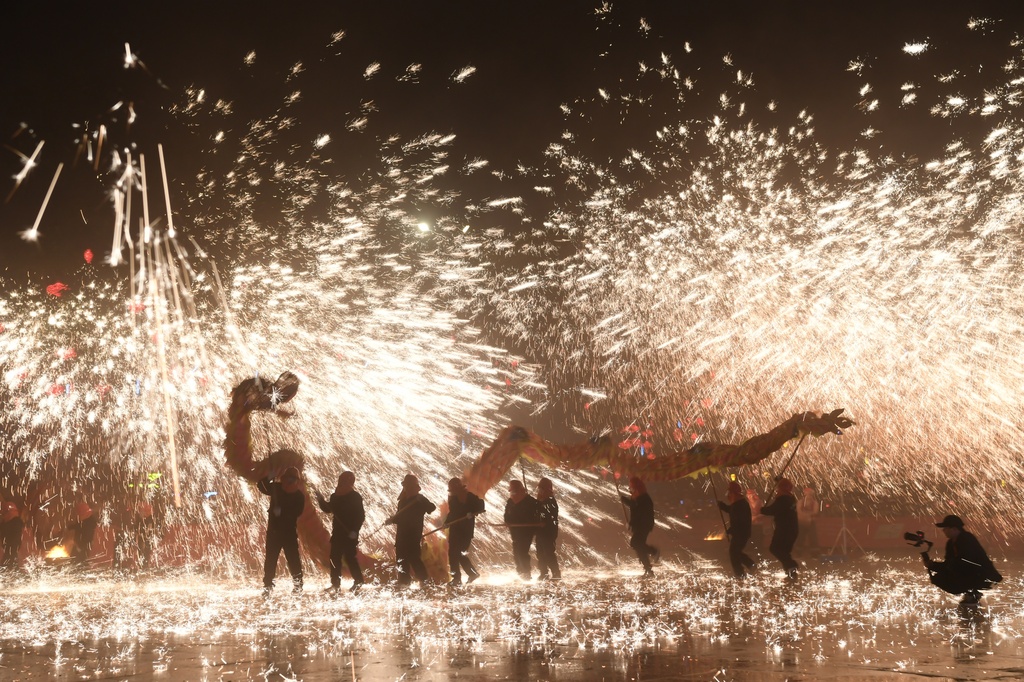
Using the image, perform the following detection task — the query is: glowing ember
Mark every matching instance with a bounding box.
[45,545,69,559]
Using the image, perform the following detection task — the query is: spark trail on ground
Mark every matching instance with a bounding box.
[0,560,1020,680]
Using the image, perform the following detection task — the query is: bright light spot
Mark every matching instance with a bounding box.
[453,65,476,83]
[46,545,69,559]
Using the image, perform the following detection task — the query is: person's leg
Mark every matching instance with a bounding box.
[395,540,412,586]
[735,533,756,570]
[282,533,303,591]
[768,533,784,566]
[546,533,560,579]
[512,535,531,578]
[263,529,283,588]
[929,570,971,596]
[933,572,984,604]
[535,533,551,578]
[408,543,430,583]
[728,537,745,577]
[771,535,798,577]
[448,541,463,584]
[457,537,479,582]
[459,553,478,581]
[782,538,799,572]
[343,540,364,586]
[631,532,653,572]
[329,538,344,588]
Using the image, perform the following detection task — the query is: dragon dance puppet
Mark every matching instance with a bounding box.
[462,409,856,497]
[223,372,335,569]
[225,372,853,576]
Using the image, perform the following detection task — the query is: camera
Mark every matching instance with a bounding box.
[904,530,933,550]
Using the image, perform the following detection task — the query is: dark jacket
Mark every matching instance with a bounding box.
[504,495,539,539]
[931,530,1002,584]
[718,497,752,538]
[622,493,655,535]
[393,494,436,545]
[760,493,798,539]
[445,492,485,541]
[318,490,365,541]
[257,478,305,533]
[538,497,559,536]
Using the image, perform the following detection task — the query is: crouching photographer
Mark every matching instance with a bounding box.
[912,514,1002,606]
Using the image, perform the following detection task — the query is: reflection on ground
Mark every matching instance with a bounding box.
[0,555,1020,681]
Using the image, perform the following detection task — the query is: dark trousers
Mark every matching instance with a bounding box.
[727,532,756,577]
[510,531,534,578]
[630,530,657,571]
[536,530,560,579]
[395,538,429,585]
[769,531,799,573]
[330,537,363,587]
[930,568,985,596]
[448,534,477,583]
[2,543,19,568]
[264,527,302,588]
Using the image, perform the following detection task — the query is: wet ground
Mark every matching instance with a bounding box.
[0,554,1020,681]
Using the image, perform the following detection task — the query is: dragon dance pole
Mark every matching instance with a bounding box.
[706,467,729,536]
[614,475,630,529]
[774,432,808,482]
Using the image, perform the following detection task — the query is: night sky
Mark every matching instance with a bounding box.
[1,1,1021,277]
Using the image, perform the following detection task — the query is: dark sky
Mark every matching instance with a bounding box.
[1,1,1021,278]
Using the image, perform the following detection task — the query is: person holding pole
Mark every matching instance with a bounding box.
[386,474,436,588]
[718,481,757,579]
[535,477,561,581]
[444,477,484,586]
[504,479,539,580]
[315,471,365,593]
[760,477,799,580]
[258,466,305,594]
[621,477,659,577]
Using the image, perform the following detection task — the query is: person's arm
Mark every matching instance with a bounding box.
[385,498,403,525]
[473,494,485,515]
[422,496,437,515]
[316,492,332,514]
[528,497,541,524]
[760,498,778,516]
[718,500,730,513]
[257,478,272,496]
